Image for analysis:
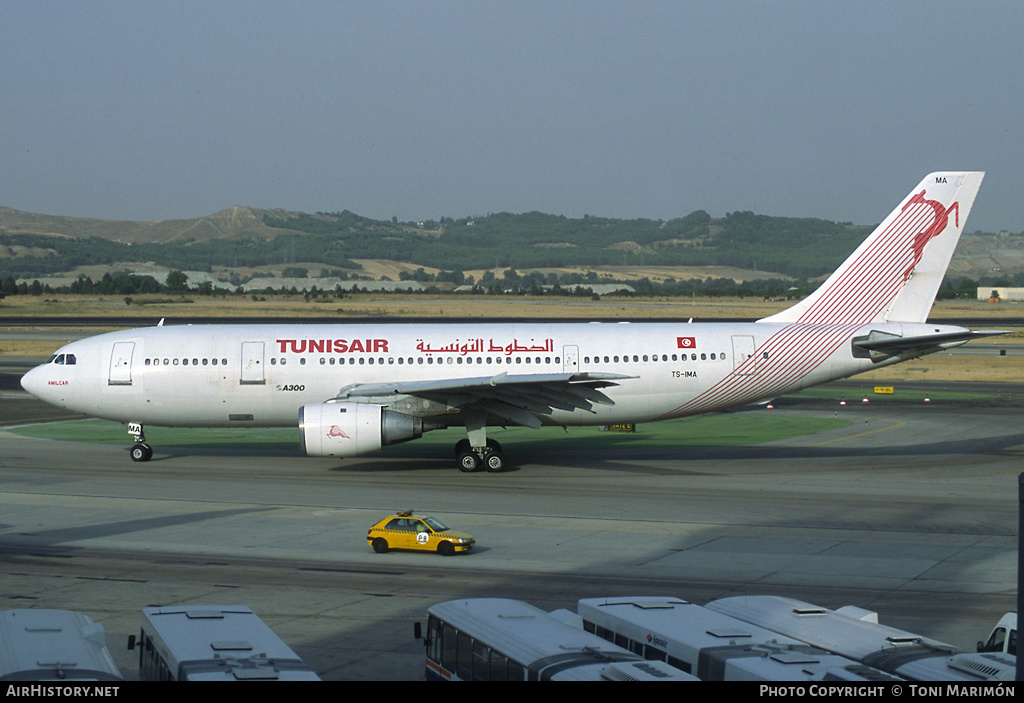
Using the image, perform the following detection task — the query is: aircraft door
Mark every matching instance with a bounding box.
[240,341,265,385]
[562,345,579,373]
[108,342,135,386]
[731,335,756,375]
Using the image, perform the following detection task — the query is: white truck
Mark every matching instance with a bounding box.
[977,612,1016,656]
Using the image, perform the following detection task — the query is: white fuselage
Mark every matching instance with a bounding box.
[20,319,945,430]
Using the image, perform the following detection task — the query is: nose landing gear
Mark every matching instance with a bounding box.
[126,422,153,462]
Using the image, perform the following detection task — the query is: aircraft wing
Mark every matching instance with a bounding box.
[852,329,1009,359]
[335,371,633,429]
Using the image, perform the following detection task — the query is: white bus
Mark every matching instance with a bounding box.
[577,596,900,681]
[0,609,122,681]
[131,605,320,681]
[419,598,696,681]
[707,595,1016,682]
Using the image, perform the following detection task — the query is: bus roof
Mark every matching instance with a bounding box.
[705,596,953,660]
[577,596,903,682]
[579,596,807,651]
[141,605,319,681]
[706,595,1016,682]
[428,598,647,678]
[0,609,122,681]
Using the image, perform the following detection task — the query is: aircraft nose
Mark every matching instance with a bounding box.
[20,364,45,398]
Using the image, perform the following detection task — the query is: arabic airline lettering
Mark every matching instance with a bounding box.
[20,172,998,471]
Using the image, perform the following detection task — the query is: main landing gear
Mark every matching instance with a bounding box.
[126,422,153,462]
[455,412,507,472]
[455,439,506,473]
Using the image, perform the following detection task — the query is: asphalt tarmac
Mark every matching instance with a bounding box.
[1,358,1022,680]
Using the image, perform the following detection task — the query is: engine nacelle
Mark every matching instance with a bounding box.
[299,402,424,457]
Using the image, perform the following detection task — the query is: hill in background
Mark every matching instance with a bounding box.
[1,203,1022,287]
[0,205,302,244]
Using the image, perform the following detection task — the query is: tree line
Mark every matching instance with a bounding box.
[1,267,1008,304]
[3,205,1021,299]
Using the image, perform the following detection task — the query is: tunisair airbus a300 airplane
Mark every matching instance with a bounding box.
[21,172,1000,471]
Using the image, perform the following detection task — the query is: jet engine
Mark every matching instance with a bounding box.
[299,402,425,457]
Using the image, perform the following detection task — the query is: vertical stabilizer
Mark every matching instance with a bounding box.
[760,172,984,325]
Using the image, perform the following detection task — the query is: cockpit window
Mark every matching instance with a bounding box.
[46,354,58,364]
[49,353,77,366]
[65,354,76,365]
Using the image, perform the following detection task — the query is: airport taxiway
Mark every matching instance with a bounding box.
[1,377,1021,680]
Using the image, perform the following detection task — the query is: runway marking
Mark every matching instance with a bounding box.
[801,419,906,446]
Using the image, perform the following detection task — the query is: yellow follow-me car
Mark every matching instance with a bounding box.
[367,511,475,556]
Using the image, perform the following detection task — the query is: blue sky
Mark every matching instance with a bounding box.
[3,1,1021,232]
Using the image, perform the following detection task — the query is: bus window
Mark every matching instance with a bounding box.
[441,623,458,673]
[426,616,443,664]
[488,648,507,681]
[507,659,525,680]
[472,640,490,681]
[645,645,667,662]
[457,631,473,680]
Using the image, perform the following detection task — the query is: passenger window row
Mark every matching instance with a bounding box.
[272,356,561,366]
[262,352,729,368]
[144,358,228,367]
[140,352,727,370]
[585,352,727,363]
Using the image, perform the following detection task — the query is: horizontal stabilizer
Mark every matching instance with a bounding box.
[852,329,1008,359]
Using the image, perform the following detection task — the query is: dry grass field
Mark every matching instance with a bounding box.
[3,292,1023,321]
[856,351,1021,383]
[2,294,1021,383]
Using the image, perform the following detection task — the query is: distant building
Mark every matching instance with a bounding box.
[453,283,636,295]
[557,283,635,295]
[177,271,234,291]
[241,278,427,293]
[977,287,1024,301]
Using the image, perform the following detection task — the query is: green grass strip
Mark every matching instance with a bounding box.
[10,412,851,453]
